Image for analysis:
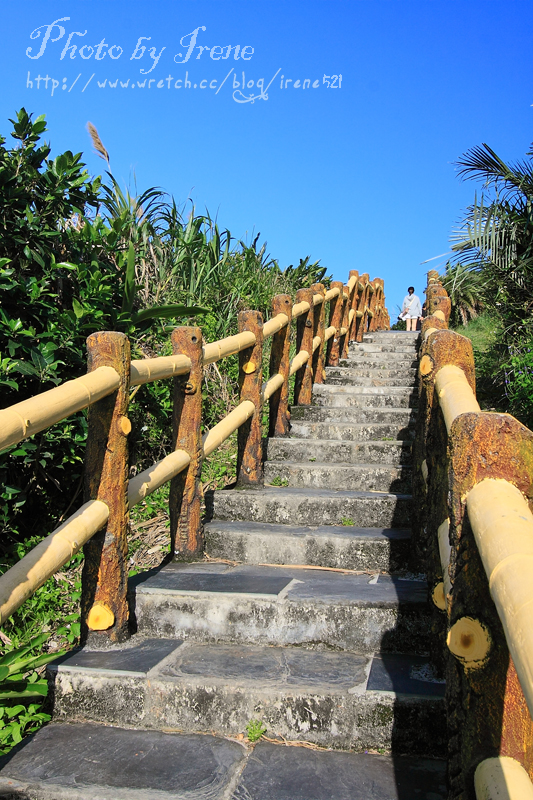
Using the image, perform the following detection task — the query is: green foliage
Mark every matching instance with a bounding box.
[246,718,267,742]
[341,517,354,526]
[269,476,289,487]
[0,633,65,754]
[445,138,533,428]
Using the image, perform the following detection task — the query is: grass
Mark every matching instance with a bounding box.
[269,476,289,487]
[246,719,267,742]
[341,517,354,526]
[451,312,506,413]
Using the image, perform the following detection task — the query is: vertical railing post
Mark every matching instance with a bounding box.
[348,270,359,342]
[294,288,314,405]
[169,326,204,560]
[311,283,326,385]
[355,274,369,342]
[340,285,351,360]
[269,295,292,437]
[326,281,344,366]
[81,331,131,645]
[237,310,264,486]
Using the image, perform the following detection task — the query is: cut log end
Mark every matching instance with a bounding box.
[87,602,115,631]
[447,616,491,668]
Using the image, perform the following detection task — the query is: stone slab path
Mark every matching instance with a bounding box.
[0,330,448,799]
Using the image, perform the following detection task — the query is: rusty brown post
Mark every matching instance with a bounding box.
[355,274,369,342]
[237,310,264,486]
[340,285,351,360]
[81,331,131,645]
[169,326,204,560]
[311,283,326,384]
[269,294,292,437]
[348,270,359,342]
[294,288,315,405]
[446,412,533,797]
[326,281,344,366]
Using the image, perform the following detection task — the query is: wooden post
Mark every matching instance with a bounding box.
[446,412,533,797]
[269,295,292,437]
[81,331,131,645]
[340,285,351,360]
[326,281,344,366]
[348,270,359,342]
[237,310,264,486]
[355,274,369,342]
[311,283,326,385]
[169,326,204,560]
[293,288,314,405]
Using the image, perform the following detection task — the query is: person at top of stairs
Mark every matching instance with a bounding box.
[400,286,422,331]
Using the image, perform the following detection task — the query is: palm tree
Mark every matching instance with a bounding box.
[450,142,533,334]
[440,261,485,326]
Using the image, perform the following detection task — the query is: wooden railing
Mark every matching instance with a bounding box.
[0,270,389,644]
[413,271,533,799]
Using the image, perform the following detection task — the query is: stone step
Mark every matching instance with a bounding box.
[205,520,411,571]
[289,421,415,442]
[312,386,417,409]
[332,366,417,378]
[49,639,445,755]
[266,437,412,465]
[264,461,412,493]
[363,332,419,342]
[352,344,419,354]
[290,405,416,425]
[326,374,416,387]
[0,721,447,799]
[206,485,412,527]
[343,356,418,368]
[132,562,427,653]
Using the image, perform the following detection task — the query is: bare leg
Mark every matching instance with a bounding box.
[406,317,414,331]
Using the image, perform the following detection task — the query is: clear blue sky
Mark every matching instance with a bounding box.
[2,0,532,315]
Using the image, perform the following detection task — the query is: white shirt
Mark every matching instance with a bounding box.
[402,293,422,318]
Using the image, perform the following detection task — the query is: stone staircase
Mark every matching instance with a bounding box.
[0,331,448,800]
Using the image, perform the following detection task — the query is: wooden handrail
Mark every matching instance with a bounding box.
[130,354,192,385]
[0,366,120,451]
[0,500,109,625]
[0,269,390,639]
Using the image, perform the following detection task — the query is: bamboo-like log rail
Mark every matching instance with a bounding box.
[0,268,391,634]
[262,313,289,338]
[475,756,533,799]
[130,355,192,386]
[262,373,284,403]
[203,330,257,365]
[291,300,311,319]
[467,479,533,719]
[434,364,480,433]
[0,500,109,625]
[324,287,340,302]
[203,400,255,456]
[289,349,310,376]
[0,366,120,452]
[128,449,191,508]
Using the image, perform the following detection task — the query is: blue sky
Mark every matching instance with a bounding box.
[2,1,533,315]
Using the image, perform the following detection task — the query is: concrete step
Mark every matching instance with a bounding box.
[266,437,412,465]
[206,485,412,527]
[352,344,419,354]
[290,405,416,425]
[132,562,427,653]
[0,721,447,799]
[264,461,412,493]
[332,366,417,378]
[204,520,411,571]
[49,639,445,754]
[363,332,419,342]
[326,374,416,387]
[343,356,418,369]
[312,386,417,409]
[289,421,415,441]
